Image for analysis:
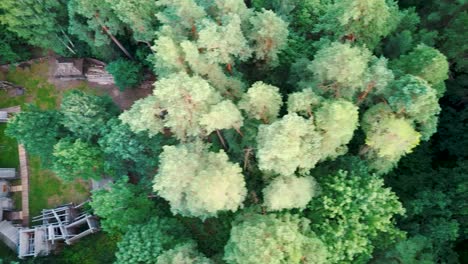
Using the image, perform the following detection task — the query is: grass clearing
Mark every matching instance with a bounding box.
[1,61,91,220]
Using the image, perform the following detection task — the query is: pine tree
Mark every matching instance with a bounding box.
[153,142,247,219]
[263,176,318,211]
[224,213,328,264]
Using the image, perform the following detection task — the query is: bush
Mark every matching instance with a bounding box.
[106,59,143,91]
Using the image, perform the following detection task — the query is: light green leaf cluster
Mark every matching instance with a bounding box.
[213,0,252,21]
[365,116,420,159]
[238,81,283,123]
[157,242,213,264]
[152,36,187,76]
[385,75,441,140]
[119,95,164,137]
[114,217,190,264]
[308,42,372,99]
[153,142,247,219]
[287,88,323,117]
[256,114,322,176]
[315,0,401,48]
[154,73,243,139]
[392,44,449,96]
[362,105,421,173]
[180,40,246,97]
[152,0,288,94]
[153,73,221,139]
[263,176,318,211]
[248,9,289,65]
[121,73,244,139]
[197,14,251,65]
[309,170,405,263]
[52,138,103,181]
[224,213,328,264]
[315,100,359,160]
[199,100,244,134]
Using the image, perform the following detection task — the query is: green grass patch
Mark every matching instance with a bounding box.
[29,157,90,219]
[0,123,19,168]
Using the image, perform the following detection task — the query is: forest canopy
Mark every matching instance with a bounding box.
[1,0,466,263]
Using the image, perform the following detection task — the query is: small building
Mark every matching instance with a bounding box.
[0,168,17,179]
[53,58,85,80]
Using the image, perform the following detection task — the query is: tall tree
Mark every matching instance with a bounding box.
[0,0,74,55]
[90,177,155,234]
[224,213,328,264]
[5,106,64,165]
[52,138,104,181]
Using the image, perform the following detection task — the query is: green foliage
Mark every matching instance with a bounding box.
[119,95,164,137]
[384,75,441,140]
[314,0,401,49]
[60,90,117,140]
[315,100,359,160]
[256,114,322,176]
[439,11,468,72]
[104,0,159,43]
[0,25,30,64]
[5,105,63,164]
[307,42,372,100]
[238,81,283,123]
[90,177,155,234]
[153,142,247,219]
[149,72,244,140]
[308,169,405,263]
[106,59,143,91]
[67,0,124,58]
[114,217,191,264]
[224,213,328,264]
[362,104,421,174]
[263,175,318,211]
[152,0,288,96]
[98,119,163,177]
[391,44,449,96]
[373,235,435,264]
[156,242,213,264]
[0,0,71,55]
[248,9,289,65]
[52,138,104,181]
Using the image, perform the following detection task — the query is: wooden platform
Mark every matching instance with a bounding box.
[0,106,21,113]
[18,144,29,226]
[10,185,22,192]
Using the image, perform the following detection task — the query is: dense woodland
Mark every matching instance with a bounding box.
[0,0,467,263]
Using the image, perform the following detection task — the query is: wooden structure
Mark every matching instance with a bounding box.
[18,144,30,226]
[18,203,100,258]
[53,58,85,80]
[0,168,17,179]
[0,220,19,251]
[85,59,114,85]
[0,111,7,123]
